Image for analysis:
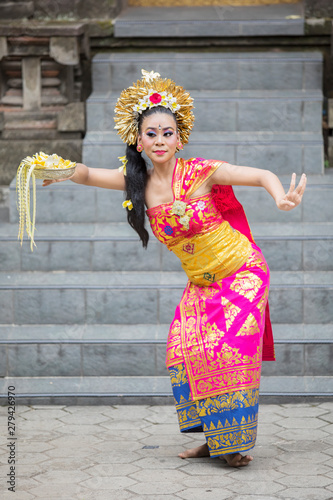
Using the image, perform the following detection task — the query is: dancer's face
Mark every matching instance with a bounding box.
[138,112,179,165]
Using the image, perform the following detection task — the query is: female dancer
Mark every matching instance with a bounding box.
[43,70,306,467]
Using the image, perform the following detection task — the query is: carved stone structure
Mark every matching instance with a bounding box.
[0,22,90,183]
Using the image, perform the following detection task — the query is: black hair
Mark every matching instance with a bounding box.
[124,106,177,248]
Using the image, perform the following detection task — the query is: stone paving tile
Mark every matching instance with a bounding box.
[83,463,140,477]
[279,489,333,500]
[276,439,330,453]
[80,475,137,491]
[323,435,333,446]
[177,488,231,500]
[279,450,330,464]
[34,469,91,485]
[276,474,332,488]
[1,403,333,499]
[277,462,332,476]
[228,480,286,495]
[276,427,329,441]
[128,480,184,495]
[320,413,333,424]
[230,497,283,500]
[3,491,35,500]
[57,412,110,425]
[132,496,178,500]
[276,416,329,429]
[275,406,330,418]
[180,473,234,488]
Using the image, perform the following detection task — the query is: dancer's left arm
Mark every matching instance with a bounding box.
[209,163,307,211]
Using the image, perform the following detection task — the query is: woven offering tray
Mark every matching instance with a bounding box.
[33,165,76,180]
[16,152,76,251]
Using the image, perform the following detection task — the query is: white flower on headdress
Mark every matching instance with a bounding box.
[141,69,161,82]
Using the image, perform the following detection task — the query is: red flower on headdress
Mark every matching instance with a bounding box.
[149,93,162,104]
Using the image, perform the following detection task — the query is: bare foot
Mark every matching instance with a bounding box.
[220,452,253,467]
[178,443,210,459]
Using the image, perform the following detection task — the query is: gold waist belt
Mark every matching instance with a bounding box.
[171,221,252,286]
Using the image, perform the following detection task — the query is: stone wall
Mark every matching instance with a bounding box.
[305,0,333,18]
[1,1,333,20]
[0,0,119,20]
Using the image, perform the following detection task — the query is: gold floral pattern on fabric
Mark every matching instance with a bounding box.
[166,247,269,400]
[169,364,189,387]
[236,313,260,337]
[148,158,270,402]
[183,243,195,254]
[221,297,241,331]
[256,286,269,315]
[173,391,202,431]
[197,389,259,416]
[202,321,225,352]
[247,247,268,273]
[165,320,183,367]
[205,413,258,456]
[170,363,260,452]
[230,271,263,302]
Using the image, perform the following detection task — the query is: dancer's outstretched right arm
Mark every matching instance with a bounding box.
[42,163,125,191]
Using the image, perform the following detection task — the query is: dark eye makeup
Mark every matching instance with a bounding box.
[146,130,174,138]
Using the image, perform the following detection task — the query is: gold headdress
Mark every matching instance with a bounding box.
[114,69,195,146]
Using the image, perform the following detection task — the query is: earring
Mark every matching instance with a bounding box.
[177,141,183,150]
[136,144,143,153]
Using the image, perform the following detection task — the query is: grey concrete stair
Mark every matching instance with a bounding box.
[1,375,332,406]
[0,270,332,326]
[87,90,323,133]
[86,51,323,174]
[83,130,323,175]
[1,222,333,272]
[0,324,332,379]
[9,178,333,224]
[91,51,322,93]
[114,3,304,38]
[2,48,329,402]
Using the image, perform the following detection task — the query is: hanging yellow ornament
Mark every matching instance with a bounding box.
[16,152,76,251]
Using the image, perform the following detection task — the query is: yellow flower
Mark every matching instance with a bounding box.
[118,156,128,176]
[122,199,133,210]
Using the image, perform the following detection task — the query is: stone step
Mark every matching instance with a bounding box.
[82,131,324,175]
[92,51,322,93]
[8,175,333,224]
[1,222,333,272]
[7,77,61,88]
[0,271,332,325]
[87,89,323,133]
[0,324,331,378]
[1,375,332,405]
[114,3,304,38]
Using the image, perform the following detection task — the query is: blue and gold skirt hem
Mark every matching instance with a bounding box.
[169,363,259,457]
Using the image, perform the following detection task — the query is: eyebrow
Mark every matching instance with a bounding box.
[145,126,175,131]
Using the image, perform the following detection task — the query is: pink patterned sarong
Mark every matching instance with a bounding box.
[147,157,270,403]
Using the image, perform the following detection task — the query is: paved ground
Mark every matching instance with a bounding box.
[1,402,333,500]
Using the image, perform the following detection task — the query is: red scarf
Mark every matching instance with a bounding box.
[212,184,275,362]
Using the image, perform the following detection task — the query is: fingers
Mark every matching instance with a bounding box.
[295,173,307,195]
[288,172,296,193]
[279,199,295,210]
[42,177,71,187]
[282,199,295,207]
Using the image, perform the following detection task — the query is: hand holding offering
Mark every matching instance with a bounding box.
[16,152,76,251]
